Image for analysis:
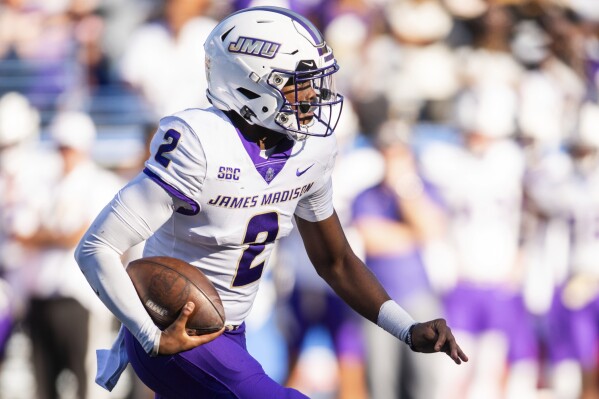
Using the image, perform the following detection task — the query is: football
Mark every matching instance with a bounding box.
[126,256,225,335]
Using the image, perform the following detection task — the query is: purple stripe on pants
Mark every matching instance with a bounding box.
[124,325,308,399]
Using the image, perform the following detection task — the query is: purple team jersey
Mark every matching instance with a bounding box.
[352,183,431,301]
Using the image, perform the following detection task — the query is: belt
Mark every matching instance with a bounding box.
[224,324,240,331]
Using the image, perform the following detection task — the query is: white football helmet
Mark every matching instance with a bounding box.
[204,6,343,140]
[576,101,599,149]
[0,92,40,147]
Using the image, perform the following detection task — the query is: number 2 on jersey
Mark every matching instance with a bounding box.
[155,129,181,167]
[232,212,279,287]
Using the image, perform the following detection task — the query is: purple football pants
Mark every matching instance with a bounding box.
[125,324,308,399]
[0,309,11,359]
[443,282,539,363]
[285,286,364,360]
[544,288,577,364]
[570,294,599,370]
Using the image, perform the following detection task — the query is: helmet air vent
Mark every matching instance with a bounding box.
[236,87,260,100]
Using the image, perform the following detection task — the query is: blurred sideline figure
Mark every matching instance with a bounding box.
[456,5,523,92]
[119,0,217,118]
[420,86,539,399]
[0,92,52,373]
[14,111,123,399]
[515,16,589,399]
[352,119,445,399]
[353,0,459,124]
[559,103,599,399]
[526,102,599,399]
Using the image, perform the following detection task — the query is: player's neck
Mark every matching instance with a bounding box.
[226,111,286,150]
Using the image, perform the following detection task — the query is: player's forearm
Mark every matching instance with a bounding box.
[320,253,416,343]
[318,251,391,323]
[76,236,161,354]
[75,200,162,354]
[297,213,391,322]
[297,212,415,337]
[75,173,176,354]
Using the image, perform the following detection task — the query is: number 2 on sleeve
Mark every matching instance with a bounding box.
[232,212,279,287]
[155,129,181,167]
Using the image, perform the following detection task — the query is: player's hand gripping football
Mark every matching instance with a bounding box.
[410,319,468,365]
[158,302,225,355]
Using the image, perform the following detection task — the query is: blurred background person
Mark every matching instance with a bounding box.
[352,0,459,128]
[514,17,588,399]
[513,17,583,156]
[0,92,54,387]
[0,0,111,112]
[561,103,599,399]
[456,3,523,91]
[525,102,599,399]
[351,119,446,399]
[119,0,217,118]
[520,136,582,399]
[13,111,123,399]
[419,86,539,399]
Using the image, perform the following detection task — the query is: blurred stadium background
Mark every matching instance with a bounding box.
[1,0,599,398]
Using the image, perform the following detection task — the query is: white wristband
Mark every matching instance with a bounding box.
[377,300,417,343]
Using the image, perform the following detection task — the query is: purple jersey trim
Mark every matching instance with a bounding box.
[235,128,294,184]
[143,168,200,215]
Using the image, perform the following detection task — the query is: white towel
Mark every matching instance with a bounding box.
[95,325,130,391]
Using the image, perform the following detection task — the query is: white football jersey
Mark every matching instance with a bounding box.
[528,153,599,277]
[142,107,337,324]
[421,139,525,283]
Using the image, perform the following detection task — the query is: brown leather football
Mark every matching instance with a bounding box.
[126,256,225,335]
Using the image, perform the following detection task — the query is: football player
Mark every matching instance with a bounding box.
[75,7,468,398]
[526,102,599,399]
[419,86,538,399]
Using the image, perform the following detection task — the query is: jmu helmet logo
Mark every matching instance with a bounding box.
[228,36,280,59]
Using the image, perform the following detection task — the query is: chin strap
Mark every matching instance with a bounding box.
[240,106,256,121]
